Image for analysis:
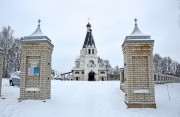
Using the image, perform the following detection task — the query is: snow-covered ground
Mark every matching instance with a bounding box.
[0,78,180,117]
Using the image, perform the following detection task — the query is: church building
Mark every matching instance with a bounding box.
[71,22,108,81]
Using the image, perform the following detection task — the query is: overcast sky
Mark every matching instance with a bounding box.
[0,0,180,73]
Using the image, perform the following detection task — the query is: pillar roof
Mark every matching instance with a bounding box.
[23,19,51,42]
[125,18,151,40]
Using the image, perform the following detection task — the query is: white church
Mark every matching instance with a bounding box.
[70,22,108,81]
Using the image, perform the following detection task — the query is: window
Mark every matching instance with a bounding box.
[92,49,94,54]
[88,49,91,54]
[100,71,105,74]
[75,72,79,74]
[89,60,94,65]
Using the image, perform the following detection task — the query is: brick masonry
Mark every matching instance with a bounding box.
[122,41,156,108]
[0,53,4,96]
[20,41,53,100]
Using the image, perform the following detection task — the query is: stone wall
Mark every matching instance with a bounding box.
[154,74,180,84]
[0,54,4,96]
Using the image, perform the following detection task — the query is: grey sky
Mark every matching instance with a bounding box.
[0,0,180,73]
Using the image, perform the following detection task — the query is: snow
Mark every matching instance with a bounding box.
[133,89,149,93]
[126,38,152,41]
[30,26,44,36]
[0,78,180,117]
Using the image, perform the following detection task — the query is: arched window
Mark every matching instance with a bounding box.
[100,71,105,74]
[92,49,94,54]
[89,60,94,65]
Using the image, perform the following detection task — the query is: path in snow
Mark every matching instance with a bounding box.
[0,78,180,117]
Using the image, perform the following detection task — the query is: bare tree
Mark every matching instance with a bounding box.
[153,53,180,77]
[0,26,21,77]
[113,66,120,80]
[154,53,163,73]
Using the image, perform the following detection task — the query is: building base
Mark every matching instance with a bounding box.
[125,101,156,108]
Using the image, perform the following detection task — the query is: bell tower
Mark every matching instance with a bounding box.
[80,22,97,57]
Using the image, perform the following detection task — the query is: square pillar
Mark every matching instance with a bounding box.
[20,21,54,100]
[20,40,53,100]
[122,40,156,108]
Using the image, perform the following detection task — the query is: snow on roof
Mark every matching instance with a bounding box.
[125,18,151,40]
[130,25,145,36]
[30,25,44,36]
[130,18,146,36]
[22,19,51,42]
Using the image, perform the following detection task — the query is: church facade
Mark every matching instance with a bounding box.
[72,22,107,81]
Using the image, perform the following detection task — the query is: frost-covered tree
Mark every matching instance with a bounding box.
[113,66,120,80]
[153,53,180,77]
[171,61,178,75]
[104,60,112,74]
[176,63,180,77]
[0,26,21,77]
[162,57,168,74]
[154,53,163,73]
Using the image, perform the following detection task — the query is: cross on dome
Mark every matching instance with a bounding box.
[86,18,91,28]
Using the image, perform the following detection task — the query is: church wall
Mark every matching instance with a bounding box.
[98,71,107,81]
[73,70,84,80]
[84,56,99,81]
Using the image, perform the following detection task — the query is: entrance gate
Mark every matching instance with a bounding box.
[88,71,95,81]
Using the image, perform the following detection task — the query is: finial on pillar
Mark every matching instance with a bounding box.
[134,18,137,25]
[38,19,41,26]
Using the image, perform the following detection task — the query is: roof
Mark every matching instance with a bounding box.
[82,22,96,48]
[22,19,51,42]
[125,18,151,40]
[30,24,44,36]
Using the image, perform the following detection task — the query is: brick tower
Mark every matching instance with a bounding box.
[122,19,156,108]
[20,20,53,100]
